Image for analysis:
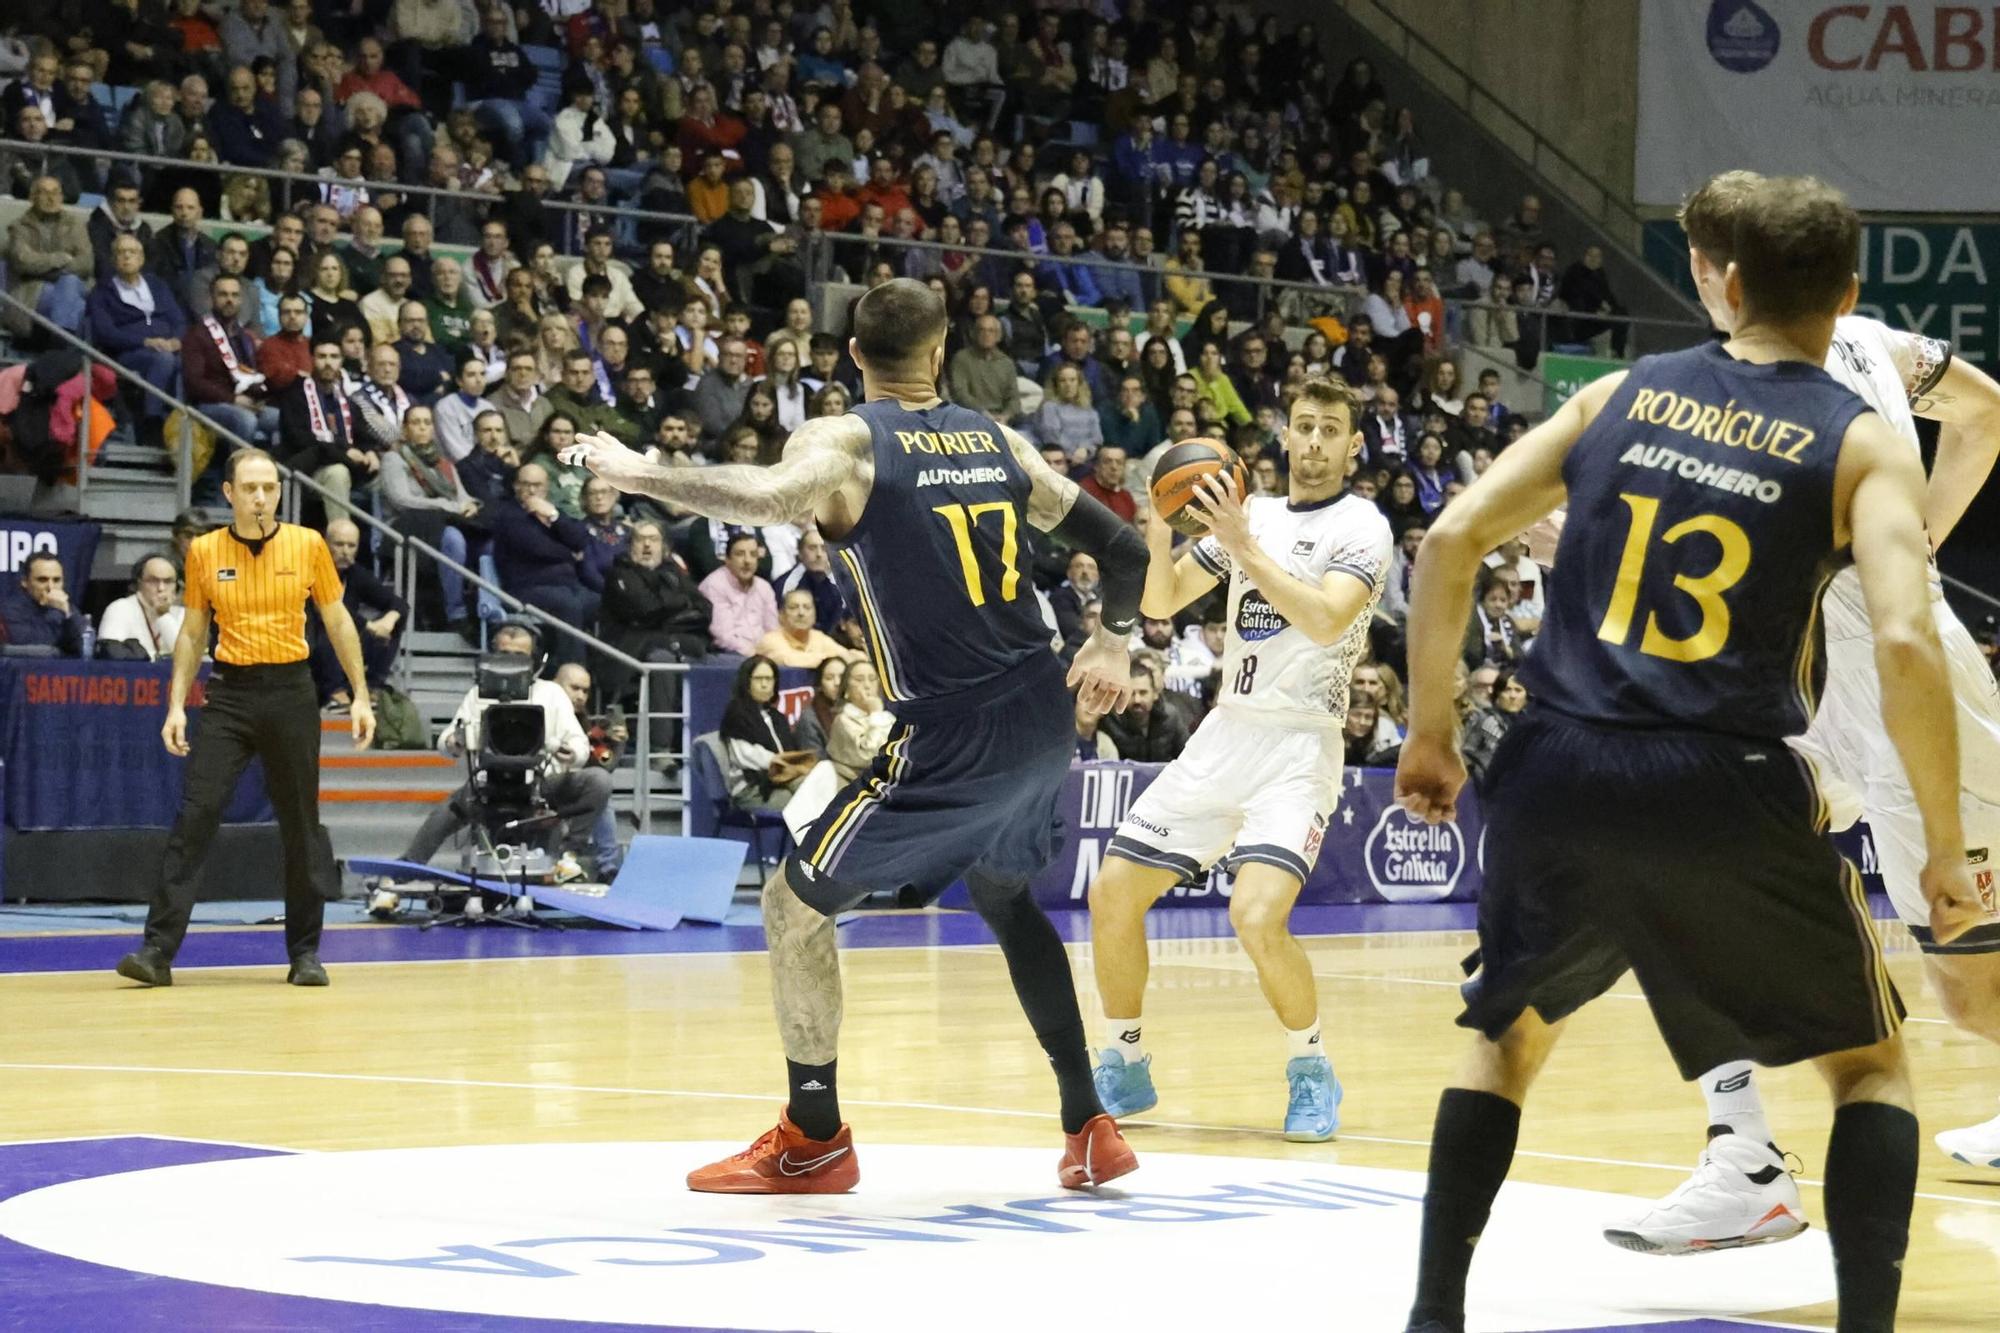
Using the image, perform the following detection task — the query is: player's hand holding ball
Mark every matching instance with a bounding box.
[1147,438,1247,538]
[1395,731,1467,825]
[1924,855,1998,946]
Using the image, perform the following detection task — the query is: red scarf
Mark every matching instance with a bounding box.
[303,377,352,442]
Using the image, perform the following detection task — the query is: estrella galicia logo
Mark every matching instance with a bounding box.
[1706,0,1780,73]
[1235,589,1289,642]
[1364,804,1464,903]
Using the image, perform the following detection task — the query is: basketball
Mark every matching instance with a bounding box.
[1148,437,1249,537]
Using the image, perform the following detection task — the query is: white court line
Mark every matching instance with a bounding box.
[3,1060,1998,1213]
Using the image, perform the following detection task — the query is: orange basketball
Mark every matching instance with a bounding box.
[1148,437,1248,537]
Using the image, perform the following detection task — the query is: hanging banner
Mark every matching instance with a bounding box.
[1637,1,2000,213]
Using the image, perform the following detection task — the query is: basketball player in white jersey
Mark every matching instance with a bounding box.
[1608,170,2000,1255]
[1087,376,1393,1140]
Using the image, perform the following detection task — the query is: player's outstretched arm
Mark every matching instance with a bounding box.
[1910,356,2000,549]
[1395,373,1623,823]
[561,418,865,526]
[1841,413,1989,943]
[1001,423,1145,713]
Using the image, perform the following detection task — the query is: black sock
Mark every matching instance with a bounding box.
[1408,1088,1521,1333]
[785,1058,841,1141]
[968,872,1102,1134]
[1823,1100,1917,1333]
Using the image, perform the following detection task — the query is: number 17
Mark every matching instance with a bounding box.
[934,502,1021,607]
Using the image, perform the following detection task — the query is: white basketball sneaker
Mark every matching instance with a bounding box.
[1936,1101,2000,1168]
[1603,1134,1807,1255]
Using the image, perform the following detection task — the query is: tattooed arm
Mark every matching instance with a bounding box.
[561,417,868,527]
[1907,355,2000,550]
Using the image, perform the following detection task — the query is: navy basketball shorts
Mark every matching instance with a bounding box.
[785,653,1076,915]
[1460,709,1905,1079]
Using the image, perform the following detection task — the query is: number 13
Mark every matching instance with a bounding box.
[1597,493,1753,663]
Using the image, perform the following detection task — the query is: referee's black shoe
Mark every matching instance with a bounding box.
[287,953,329,987]
[115,946,173,987]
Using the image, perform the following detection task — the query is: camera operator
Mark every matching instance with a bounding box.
[394,621,610,881]
[555,661,626,879]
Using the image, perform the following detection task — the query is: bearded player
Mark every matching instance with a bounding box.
[1603,170,2000,1257]
[565,279,1150,1191]
[1088,376,1392,1140]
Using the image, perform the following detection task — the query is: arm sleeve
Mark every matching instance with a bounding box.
[1189,535,1231,578]
[1050,489,1147,636]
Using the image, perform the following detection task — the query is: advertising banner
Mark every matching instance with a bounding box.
[1637,1,2000,213]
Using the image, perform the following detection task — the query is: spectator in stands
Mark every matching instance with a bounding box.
[1555,244,1627,356]
[211,64,285,168]
[255,291,312,395]
[119,79,188,170]
[434,355,495,464]
[309,517,402,707]
[358,253,413,345]
[87,232,184,435]
[391,300,453,401]
[948,313,1020,424]
[83,181,152,280]
[754,586,856,670]
[1361,385,1415,471]
[793,655,846,757]
[822,658,894,783]
[146,189,216,317]
[698,530,778,655]
[491,348,551,450]
[1465,566,1525,669]
[468,6,550,170]
[1079,442,1136,524]
[546,349,638,448]
[278,335,375,518]
[458,409,519,511]
[0,103,77,203]
[562,227,643,323]
[543,72,616,194]
[597,516,710,699]
[1048,548,1098,649]
[349,341,413,457]
[304,249,366,347]
[491,461,599,668]
[3,552,85,656]
[1035,363,1101,467]
[1102,658,1188,762]
[400,622,600,879]
[720,654,814,811]
[98,553,185,661]
[5,175,92,338]
[378,402,479,630]
[1003,270,1054,377]
[691,336,753,452]
[183,273,276,453]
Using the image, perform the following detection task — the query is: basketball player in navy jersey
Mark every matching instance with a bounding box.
[563,278,1152,1192]
[1392,178,1989,1333]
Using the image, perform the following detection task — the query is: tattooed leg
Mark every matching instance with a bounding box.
[762,866,842,1065]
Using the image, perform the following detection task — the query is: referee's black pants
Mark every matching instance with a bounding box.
[147,662,337,962]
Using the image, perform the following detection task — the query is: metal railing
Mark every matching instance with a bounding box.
[0,286,688,834]
[0,137,1712,353]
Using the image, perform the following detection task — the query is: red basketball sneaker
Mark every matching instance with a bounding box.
[1059,1114,1138,1189]
[686,1112,859,1194]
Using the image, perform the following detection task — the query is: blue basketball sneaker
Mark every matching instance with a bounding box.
[1283,1056,1341,1142]
[1092,1048,1158,1118]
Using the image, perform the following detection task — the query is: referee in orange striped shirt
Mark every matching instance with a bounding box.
[117,450,376,988]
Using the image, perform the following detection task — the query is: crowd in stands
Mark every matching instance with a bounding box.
[0,0,1613,855]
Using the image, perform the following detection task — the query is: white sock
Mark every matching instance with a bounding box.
[1286,1019,1324,1062]
[1699,1061,1774,1146]
[1103,1017,1146,1064]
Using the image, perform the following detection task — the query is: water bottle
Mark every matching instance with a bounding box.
[79,616,95,662]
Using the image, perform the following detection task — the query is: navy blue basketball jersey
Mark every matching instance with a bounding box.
[832,398,1052,706]
[1522,343,1872,741]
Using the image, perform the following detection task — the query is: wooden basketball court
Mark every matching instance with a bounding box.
[0,909,1992,1330]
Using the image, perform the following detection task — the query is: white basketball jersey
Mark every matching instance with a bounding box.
[1821,316,1953,641]
[1189,492,1392,730]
